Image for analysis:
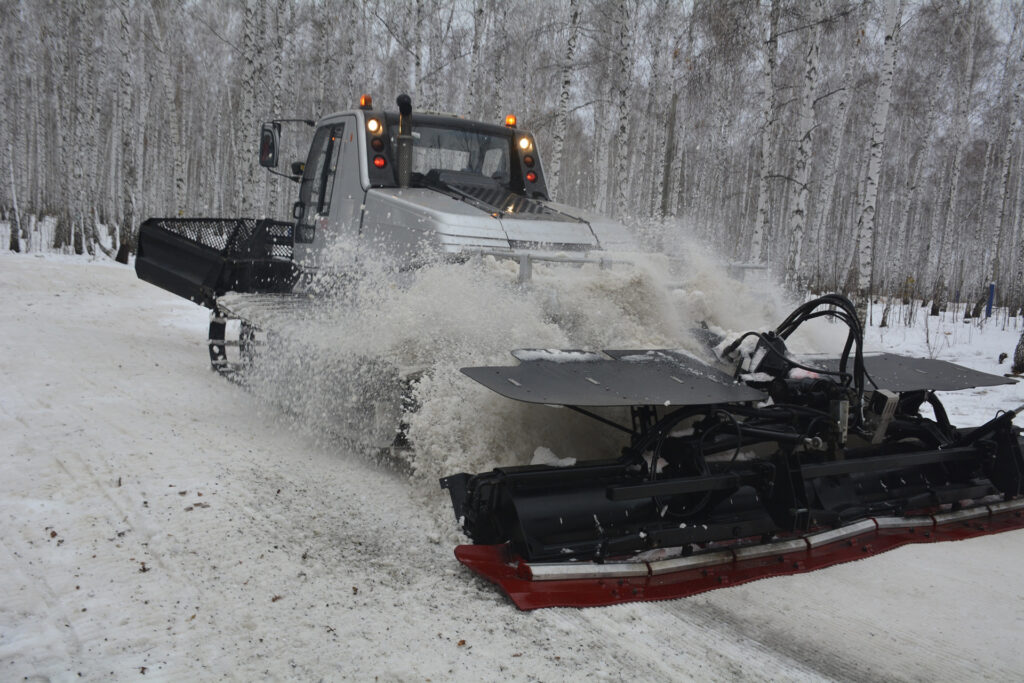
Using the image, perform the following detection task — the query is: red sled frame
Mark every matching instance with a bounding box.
[454,500,1024,610]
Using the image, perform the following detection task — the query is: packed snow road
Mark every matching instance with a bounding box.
[1,253,1022,681]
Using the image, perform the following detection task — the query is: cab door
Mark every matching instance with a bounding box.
[293,121,347,274]
[324,119,363,252]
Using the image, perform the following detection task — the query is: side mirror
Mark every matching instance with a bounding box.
[259,122,281,168]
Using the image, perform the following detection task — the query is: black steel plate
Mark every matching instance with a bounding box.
[461,349,766,407]
[799,352,1015,392]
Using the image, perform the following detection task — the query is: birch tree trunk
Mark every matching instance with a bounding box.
[412,0,423,101]
[135,49,151,227]
[267,0,286,214]
[750,0,780,263]
[70,15,87,255]
[315,0,329,118]
[549,0,580,201]
[466,0,486,119]
[932,5,977,315]
[992,7,1023,292]
[969,141,994,292]
[784,0,824,290]
[8,149,20,253]
[172,48,186,213]
[488,0,509,121]
[116,0,135,263]
[4,17,17,252]
[593,90,610,215]
[638,0,670,217]
[53,7,74,251]
[237,0,259,217]
[74,13,98,255]
[665,10,696,219]
[0,26,8,223]
[854,0,903,323]
[613,0,634,218]
[1013,142,1024,313]
[659,86,679,219]
[82,11,100,252]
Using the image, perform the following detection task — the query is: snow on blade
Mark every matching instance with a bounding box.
[530,446,576,467]
[511,349,606,363]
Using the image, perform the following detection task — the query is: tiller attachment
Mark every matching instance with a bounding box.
[440,295,1024,609]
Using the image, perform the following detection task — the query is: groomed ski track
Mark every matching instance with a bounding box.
[2,253,1022,681]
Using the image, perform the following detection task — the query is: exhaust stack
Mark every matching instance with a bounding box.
[396,94,413,188]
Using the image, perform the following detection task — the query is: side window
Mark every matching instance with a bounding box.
[300,123,345,217]
[317,125,345,214]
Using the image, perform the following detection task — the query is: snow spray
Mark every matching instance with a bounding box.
[240,220,822,497]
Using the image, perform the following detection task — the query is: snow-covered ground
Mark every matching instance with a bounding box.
[2,251,1023,681]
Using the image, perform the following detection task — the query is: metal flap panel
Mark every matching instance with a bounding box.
[801,353,1015,392]
[461,349,766,407]
[497,217,599,247]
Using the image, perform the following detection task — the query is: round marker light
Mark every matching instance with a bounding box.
[371,137,385,151]
[373,155,387,168]
[518,136,532,151]
[359,94,373,109]
[366,118,381,134]
[526,171,537,183]
[505,114,517,127]
[523,155,535,167]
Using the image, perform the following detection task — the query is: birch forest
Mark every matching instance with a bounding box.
[2,0,1023,313]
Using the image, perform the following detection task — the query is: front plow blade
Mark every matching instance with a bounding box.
[455,501,1024,610]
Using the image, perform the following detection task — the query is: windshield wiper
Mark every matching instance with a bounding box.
[411,174,505,215]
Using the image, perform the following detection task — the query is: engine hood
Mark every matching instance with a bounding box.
[365,187,608,253]
[364,185,634,258]
[366,187,509,248]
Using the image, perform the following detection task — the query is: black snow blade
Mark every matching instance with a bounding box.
[136,217,298,308]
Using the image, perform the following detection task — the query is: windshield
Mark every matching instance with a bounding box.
[389,123,513,192]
